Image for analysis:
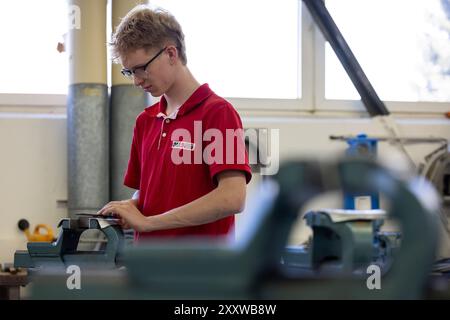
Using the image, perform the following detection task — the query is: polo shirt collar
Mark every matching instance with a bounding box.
[147,83,213,119]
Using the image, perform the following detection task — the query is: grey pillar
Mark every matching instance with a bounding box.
[110,0,149,201]
[67,0,108,217]
[110,85,149,200]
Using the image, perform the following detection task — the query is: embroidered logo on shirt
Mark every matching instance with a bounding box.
[172,141,195,151]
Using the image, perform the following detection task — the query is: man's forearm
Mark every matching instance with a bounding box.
[142,185,245,232]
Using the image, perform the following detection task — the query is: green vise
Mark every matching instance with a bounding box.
[283,209,401,275]
[14,217,124,272]
[29,158,439,299]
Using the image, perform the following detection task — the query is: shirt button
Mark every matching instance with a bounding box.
[162,132,167,137]
[165,119,170,124]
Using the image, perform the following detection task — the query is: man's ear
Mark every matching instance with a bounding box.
[167,46,178,64]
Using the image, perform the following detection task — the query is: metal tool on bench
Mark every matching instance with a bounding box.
[331,133,450,262]
[282,209,401,275]
[281,134,401,275]
[14,215,125,272]
[29,158,439,300]
[264,158,438,299]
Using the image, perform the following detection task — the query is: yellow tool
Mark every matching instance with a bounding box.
[18,219,55,242]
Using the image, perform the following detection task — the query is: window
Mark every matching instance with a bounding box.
[324,0,450,103]
[1,0,447,113]
[150,0,301,99]
[0,0,68,94]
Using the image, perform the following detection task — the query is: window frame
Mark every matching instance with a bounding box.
[313,5,450,114]
[0,93,66,107]
[0,1,448,115]
[230,1,313,111]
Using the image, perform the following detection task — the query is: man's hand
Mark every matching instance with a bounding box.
[97,171,247,233]
[97,199,146,231]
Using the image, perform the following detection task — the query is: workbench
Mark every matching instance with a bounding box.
[0,265,28,300]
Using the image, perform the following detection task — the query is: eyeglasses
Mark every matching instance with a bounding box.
[121,47,167,79]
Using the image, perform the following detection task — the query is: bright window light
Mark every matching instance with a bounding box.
[0,0,68,94]
[150,0,301,99]
[325,0,450,102]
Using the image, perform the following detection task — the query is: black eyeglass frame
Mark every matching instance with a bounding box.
[121,47,167,78]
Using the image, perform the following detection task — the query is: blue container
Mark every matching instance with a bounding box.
[343,134,380,210]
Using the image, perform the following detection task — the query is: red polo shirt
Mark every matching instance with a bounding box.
[124,83,252,241]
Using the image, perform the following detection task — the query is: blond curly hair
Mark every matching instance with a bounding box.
[111,5,187,65]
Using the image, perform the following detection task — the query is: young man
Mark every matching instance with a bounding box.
[98,5,252,241]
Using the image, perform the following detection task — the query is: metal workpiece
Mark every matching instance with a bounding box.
[308,209,386,223]
[67,84,109,217]
[110,85,149,201]
[14,217,124,272]
[58,216,119,230]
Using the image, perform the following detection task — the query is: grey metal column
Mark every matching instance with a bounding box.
[110,0,149,201]
[110,86,149,200]
[67,0,108,217]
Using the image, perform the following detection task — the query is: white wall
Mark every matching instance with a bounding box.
[0,113,68,262]
[0,107,449,263]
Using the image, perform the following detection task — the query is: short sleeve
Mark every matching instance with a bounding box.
[204,104,252,186]
[123,124,141,190]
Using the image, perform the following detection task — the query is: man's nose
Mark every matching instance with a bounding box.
[133,75,145,87]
